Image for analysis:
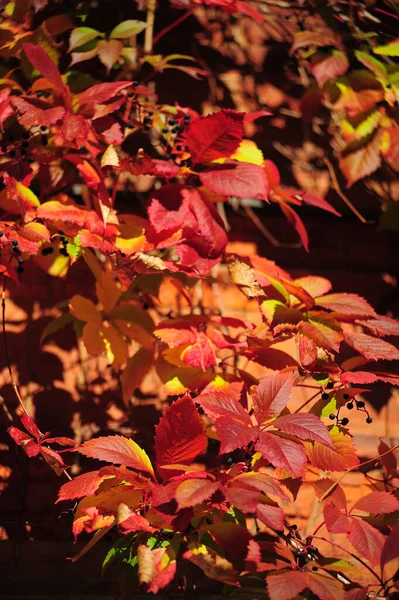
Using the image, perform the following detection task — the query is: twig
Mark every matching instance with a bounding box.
[243,204,302,248]
[320,444,399,502]
[324,157,370,224]
[144,0,156,54]
[153,7,195,46]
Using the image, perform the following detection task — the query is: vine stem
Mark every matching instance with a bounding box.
[144,0,156,54]
[153,7,195,46]
[310,535,384,586]
[324,158,369,224]
[320,444,399,502]
[293,390,321,414]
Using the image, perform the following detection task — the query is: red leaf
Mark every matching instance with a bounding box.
[280,278,314,309]
[12,97,65,127]
[57,470,102,502]
[381,523,399,569]
[23,43,65,93]
[181,333,217,371]
[353,491,399,514]
[8,426,32,446]
[37,200,103,233]
[266,571,307,600]
[77,436,154,476]
[348,519,385,566]
[301,191,341,217]
[230,472,289,502]
[306,571,345,600]
[315,293,376,317]
[256,503,284,531]
[197,387,251,426]
[340,371,378,385]
[252,372,295,424]
[313,478,347,510]
[155,395,207,474]
[78,81,132,105]
[356,316,399,337]
[299,319,343,352]
[183,109,244,164]
[200,163,269,201]
[344,331,399,361]
[311,50,349,88]
[175,478,219,509]
[118,504,156,534]
[324,502,351,533]
[279,202,309,251]
[20,413,41,441]
[206,522,251,560]
[256,431,307,477]
[215,416,257,454]
[223,487,259,513]
[273,414,333,446]
[306,426,359,471]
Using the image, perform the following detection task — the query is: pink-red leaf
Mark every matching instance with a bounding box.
[266,571,307,600]
[348,519,385,566]
[344,331,399,361]
[57,470,102,502]
[315,293,376,317]
[256,503,284,531]
[23,43,65,93]
[155,395,207,474]
[200,162,269,201]
[279,202,309,251]
[273,413,333,446]
[381,523,399,569]
[78,81,132,105]
[252,372,295,423]
[324,502,351,533]
[175,478,219,509]
[183,109,244,164]
[214,416,257,454]
[256,431,307,477]
[353,491,399,514]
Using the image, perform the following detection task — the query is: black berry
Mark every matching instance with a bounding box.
[175,144,182,151]
[142,302,149,310]
[12,240,18,247]
[162,127,168,133]
[312,566,318,571]
[133,81,139,87]
[41,247,54,256]
[343,394,350,400]
[329,414,336,420]
[321,393,329,400]
[168,118,176,126]
[23,132,29,140]
[356,400,365,408]
[143,116,151,124]
[291,524,297,530]
[366,417,373,424]
[40,125,46,132]
[326,381,334,389]
[36,91,43,97]
[341,418,349,426]
[0,232,3,237]
[347,403,354,410]
[17,266,23,273]
[1,145,6,153]
[171,126,178,133]
[127,91,134,98]
[17,258,23,265]
[41,135,48,146]
[127,122,134,128]
[9,150,16,158]
[13,247,20,254]
[59,248,68,257]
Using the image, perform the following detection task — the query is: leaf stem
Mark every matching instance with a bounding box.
[153,7,195,47]
[324,158,369,224]
[144,0,156,54]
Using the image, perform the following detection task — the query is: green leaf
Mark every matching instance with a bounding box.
[374,41,399,57]
[40,312,74,344]
[66,235,82,259]
[110,20,147,39]
[355,51,387,82]
[69,27,103,52]
[102,536,134,576]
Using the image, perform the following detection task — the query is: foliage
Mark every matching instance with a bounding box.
[1,1,399,599]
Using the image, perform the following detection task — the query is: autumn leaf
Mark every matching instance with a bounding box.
[273,413,333,446]
[339,130,383,187]
[315,293,376,317]
[77,436,154,477]
[381,524,399,569]
[23,43,65,94]
[200,162,269,201]
[344,331,399,361]
[175,478,219,509]
[78,81,132,105]
[324,502,351,534]
[183,109,244,164]
[305,426,359,471]
[252,372,295,424]
[154,395,207,475]
[348,519,385,566]
[266,571,307,600]
[352,491,399,515]
[256,431,307,477]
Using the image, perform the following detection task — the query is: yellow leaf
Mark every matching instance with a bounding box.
[83,321,105,355]
[69,295,101,323]
[231,140,264,165]
[101,144,119,168]
[115,320,154,350]
[96,270,120,313]
[122,348,154,406]
[101,322,129,369]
